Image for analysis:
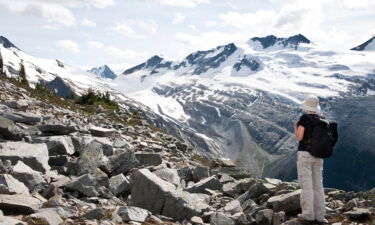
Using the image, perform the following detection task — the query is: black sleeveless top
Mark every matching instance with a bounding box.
[297,114,323,151]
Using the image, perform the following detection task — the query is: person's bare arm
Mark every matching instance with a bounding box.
[294,121,305,141]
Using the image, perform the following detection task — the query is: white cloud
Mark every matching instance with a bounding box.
[112,20,157,38]
[81,18,96,27]
[153,0,209,7]
[59,40,80,53]
[173,12,186,24]
[0,0,114,26]
[188,25,196,30]
[87,41,147,59]
[205,20,218,27]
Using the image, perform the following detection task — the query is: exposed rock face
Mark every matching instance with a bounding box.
[131,169,209,220]
[0,142,50,172]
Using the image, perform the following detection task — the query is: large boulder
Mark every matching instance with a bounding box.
[131,169,209,220]
[2,112,42,125]
[65,174,101,197]
[154,168,181,188]
[32,135,75,155]
[255,209,274,225]
[116,206,150,223]
[210,212,235,225]
[135,153,163,166]
[0,174,29,195]
[89,126,115,137]
[0,194,43,215]
[11,161,46,191]
[0,142,50,173]
[0,116,23,141]
[185,176,223,193]
[37,124,76,135]
[193,166,210,182]
[28,209,64,225]
[267,189,301,215]
[109,174,130,195]
[103,150,139,176]
[75,141,104,176]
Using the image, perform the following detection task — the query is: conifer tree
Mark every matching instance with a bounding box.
[19,61,28,86]
[0,50,3,74]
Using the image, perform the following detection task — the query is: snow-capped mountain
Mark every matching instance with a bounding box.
[88,65,117,79]
[351,36,375,51]
[113,34,375,191]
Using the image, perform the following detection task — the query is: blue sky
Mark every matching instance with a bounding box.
[1,0,375,73]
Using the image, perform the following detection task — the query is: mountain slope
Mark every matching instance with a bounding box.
[88,64,117,79]
[351,36,375,51]
[112,34,375,191]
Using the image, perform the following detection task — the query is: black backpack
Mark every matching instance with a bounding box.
[306,115,338,158]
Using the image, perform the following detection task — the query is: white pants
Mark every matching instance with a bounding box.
[297,151,326,221]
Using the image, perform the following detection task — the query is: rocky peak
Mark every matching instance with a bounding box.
[88,64,117,79]
[249,34,311,49]
[0,36,19,50]
[351,36,375,51]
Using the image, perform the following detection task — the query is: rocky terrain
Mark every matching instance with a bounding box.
[0,71,374,225]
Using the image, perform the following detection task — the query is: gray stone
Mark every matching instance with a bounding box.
[223,200,242,215]
[2,112,42,125]
[48,155,68,167]
[211,167,252,180]
[117,206,150,222]
[0,116,23,141]
[29,209,63,225]
[0,215,26,225]
[272,211,286,225]
[37,124,76,135]
[82,207,107,220]
[191,216,204,224]
[65,174,100,197]
[11,161,46,191]
[185,176,223,193]
[175,141,188,152]
[32,135,75,155]
[247,180,276,199]
[193,166,210,182]
[267,189,301,215]
[154,168,181,188]
[210,212,235,225]
[135,153,163,166]
[109,174,130,195]
[0,142,50,173]
[93,137,114,156]
[103,150,139,176]
[0,194,43,215]
[344,207,371,219]
[177,166,193,182]
[222,182,239,198]
[0,174,29,195]
[89,126,115,137]
[131,169,209,220]
[75,141,104,176]
[219,174,236,184]
[256,209,273,225]
[0,159,12,173]
[5,100,28,109]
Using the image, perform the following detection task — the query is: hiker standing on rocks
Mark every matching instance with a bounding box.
[294,95,328,224]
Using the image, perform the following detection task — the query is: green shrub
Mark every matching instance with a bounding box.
[75,88,119,110]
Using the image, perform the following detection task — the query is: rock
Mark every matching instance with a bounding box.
[265,178,282,186]
[154,168,181,188]
[219,174,236,184]
[82,208,107,220]
[223,200,242,215]
[222,182,239,198]
[211,167,252,180]
[48,155,68,167]
[0,174,30,195]
[135,153,163,166]
[65,174,100,197]
[11,161,46,191]
[89,126,115,137]
[0,116,23,141]
[131,168,209,220]
[103,151,139,176]
[267,189,301,215]
[37,124,76,135]
[32,135,75,155]
[344,207,371,220]
[210,212,235,225]
[177,166,193,182]
[0,159,12,173]
[2,112,42,125]
[0,214,26,225]
[215,158,236,167]
[28,209,63,225]
[175,141,188,152]
[0,142,50,173]
[344,198,359,211]
[0,194,43,215]
[193,166,210,182]
[117,206,150,222]
[256,209,273,225]
[93,137,114,156]
[191,216,204,224]
[272,211,286,225]
[247,180,276,200]
[5,100,29,109]
[185,176,223,193]
[109,174,130,195]
[75,141,104,176]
